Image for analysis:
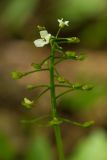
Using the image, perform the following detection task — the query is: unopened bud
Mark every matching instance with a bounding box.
[11,71,23,79]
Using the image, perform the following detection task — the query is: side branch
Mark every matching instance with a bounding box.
[34,87,50,102]
[56,88,74,99]
[23,68,49,77]
[27,84,49,90]
[55,84,72,88]
[60,118,94,128]
[40,56,50,66]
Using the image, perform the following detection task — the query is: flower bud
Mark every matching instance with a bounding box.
[82,84,93,90]
[11,71,23,79]
[22,98,34,109]
[72,83,82,89]
[57,76,65,83]
[27,85,35,90]
[67,37,80,43]
[32,63,41,70]
[37,25,46,31]
[65,51,76,59]
[82,121,94,128]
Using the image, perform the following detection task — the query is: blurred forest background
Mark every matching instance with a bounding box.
[0,0,107,160]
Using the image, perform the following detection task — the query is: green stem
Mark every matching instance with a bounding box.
[55,84,72,88]
[50,46,57,117]
[56,27,61,38]
[50,43,65,160]
[21,114,49,124]
[22,68,49,77]
[56,88,74,99]
[54,125,65,160]
[27,84,49,90]
[34,87,49,102]
[40,56,50,66]
[55,58,65,65]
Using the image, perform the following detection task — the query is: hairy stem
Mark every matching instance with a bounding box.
[50,43,65,160]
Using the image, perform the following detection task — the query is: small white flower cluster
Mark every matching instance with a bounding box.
[58,18,69,28]
[34,30,51,47]
[34,18,69,48]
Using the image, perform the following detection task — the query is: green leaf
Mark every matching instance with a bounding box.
[26,136,54,160]
[68,130,107,160]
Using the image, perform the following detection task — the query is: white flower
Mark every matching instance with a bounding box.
[24,98,33,105]
[34,30,51,47]
[22,97,34,108]
[58,18,69,28]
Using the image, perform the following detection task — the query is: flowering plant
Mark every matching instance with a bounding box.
[11,18,94,160]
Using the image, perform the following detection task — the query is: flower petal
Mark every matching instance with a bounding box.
[65,21,69,26]
[34,39,47,47]
[58,18,69,27]
[24,98,33,105]
[58,18,63,24]
[45,34,51,43]
[40,30,48,39]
